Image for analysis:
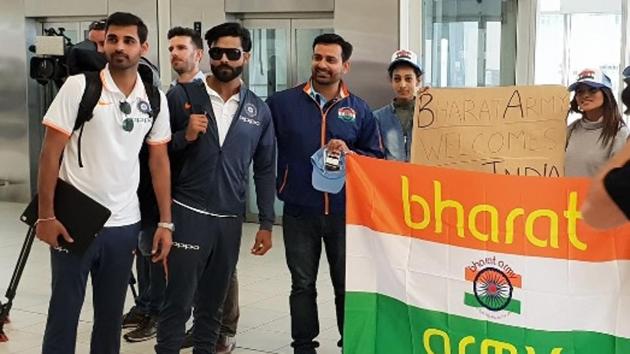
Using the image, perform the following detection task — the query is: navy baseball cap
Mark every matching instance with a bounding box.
[623,66,630,78]
[311,147,346,194]
[568,68,613,91]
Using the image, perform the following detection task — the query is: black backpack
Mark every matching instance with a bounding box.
[73,64,161,168]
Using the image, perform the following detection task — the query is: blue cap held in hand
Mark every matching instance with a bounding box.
[310,147,346,194]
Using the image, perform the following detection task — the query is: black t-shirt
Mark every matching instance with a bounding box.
[603,160,630,219]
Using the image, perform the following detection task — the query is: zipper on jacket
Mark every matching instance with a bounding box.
[278,166,289,194]
[308,93,345,216]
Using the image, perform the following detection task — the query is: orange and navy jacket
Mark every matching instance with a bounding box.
[266,81,384,216]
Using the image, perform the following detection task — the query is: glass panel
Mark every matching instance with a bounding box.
[534,14,565,85]
[244,27,289,100]
[242,25,289,221]
[294,28,332,84]
[485,21,502,86]
[534,1,622,126]
[568,14,621,93]
[539,0,561,12]
[422,0,516,87]
[243,20,333,223]
[43,22,80,47]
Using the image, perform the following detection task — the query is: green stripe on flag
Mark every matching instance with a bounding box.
[464,292,521,314]
[344,292,630,354]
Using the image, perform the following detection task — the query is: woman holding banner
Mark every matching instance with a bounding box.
[565,68,628,177]
[373,49,423,162]
[581,67,630,229]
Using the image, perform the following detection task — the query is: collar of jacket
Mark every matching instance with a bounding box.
[302,79,350,100]
[198,77,250,103]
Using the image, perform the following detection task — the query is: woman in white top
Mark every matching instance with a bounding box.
[565,68,628,177]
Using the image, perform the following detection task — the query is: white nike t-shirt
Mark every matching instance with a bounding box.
[43,65,171,227]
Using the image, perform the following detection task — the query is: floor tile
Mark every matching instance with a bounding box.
[0,203,341,353]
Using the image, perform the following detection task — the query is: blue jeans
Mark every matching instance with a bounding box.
[282,205,345,353]
[42,222,140,354]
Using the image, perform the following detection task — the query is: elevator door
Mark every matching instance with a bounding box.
[422,0,518,87]
[243,18,333,99]
[242,18,333,222]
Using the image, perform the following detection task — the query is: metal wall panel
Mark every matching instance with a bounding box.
[25,0,106,17]
[26,19,43,197]
[225,0,334,13]
[108,0,160,65]
[0,0,31,202]
[334,0,398,109]
[171,0,225,29]
[170,0,226,76]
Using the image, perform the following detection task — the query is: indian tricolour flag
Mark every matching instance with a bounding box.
[343,155,630,354]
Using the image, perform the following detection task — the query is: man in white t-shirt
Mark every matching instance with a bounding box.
[36,12,173,354]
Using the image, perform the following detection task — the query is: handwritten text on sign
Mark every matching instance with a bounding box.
[410,86,569,176]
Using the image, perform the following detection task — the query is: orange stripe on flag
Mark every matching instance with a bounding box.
[346,155,630,262]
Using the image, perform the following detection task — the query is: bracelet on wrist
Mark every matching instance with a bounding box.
[35,216,56,225]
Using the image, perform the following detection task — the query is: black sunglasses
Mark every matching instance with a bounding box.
[209,47,242,61]
[119,101,131,115]
[89,20,106,31]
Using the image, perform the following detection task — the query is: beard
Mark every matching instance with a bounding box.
[172,60,192,76]
[172,53,197,76]
[312,68,339,86]
[211,63,243,83]
[106,52,138,71]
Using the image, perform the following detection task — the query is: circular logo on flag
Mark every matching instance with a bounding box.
[122,118,134,132]
[137,100,151,114]
[244,103,257,117]
[473,267,513,312]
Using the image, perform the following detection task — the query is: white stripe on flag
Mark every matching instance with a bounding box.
[346,224,630,338]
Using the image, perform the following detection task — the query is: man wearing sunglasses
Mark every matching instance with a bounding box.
[156,22,276,354]
[582,67,630,228]
[37,12,172,354]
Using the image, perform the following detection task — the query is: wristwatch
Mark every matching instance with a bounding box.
[157,222,175,232]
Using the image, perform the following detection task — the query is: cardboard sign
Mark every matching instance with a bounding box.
[410,86,569,177]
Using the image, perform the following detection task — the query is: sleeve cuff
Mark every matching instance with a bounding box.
[147,137,171,145]
[259,220,273,231]
[171,130,190,150]
[42,120,72,138]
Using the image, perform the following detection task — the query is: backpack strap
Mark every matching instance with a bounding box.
[180,79,212,115]
[74,71,102,168]
[75,71,102,131]
[73,68,161,168]
[138,64,161,120]
[179,80,218,141]
[136,62,162,226]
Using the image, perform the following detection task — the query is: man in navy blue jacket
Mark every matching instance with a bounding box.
[266,33,384,354]
[155,22,276,354]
